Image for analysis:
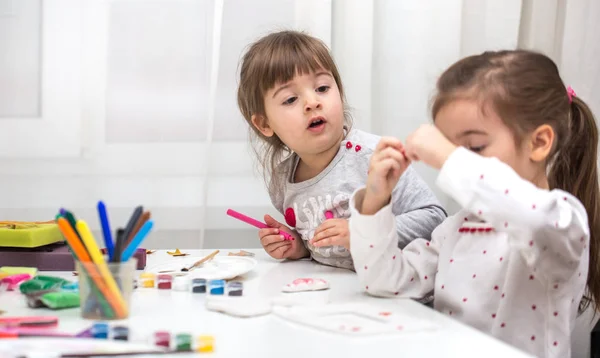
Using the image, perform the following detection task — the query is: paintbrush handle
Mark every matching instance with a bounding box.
[189,250,220,270]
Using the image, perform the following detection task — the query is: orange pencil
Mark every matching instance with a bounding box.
[56,217,126,318]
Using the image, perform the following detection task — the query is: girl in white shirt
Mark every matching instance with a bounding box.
[349,50,600,358]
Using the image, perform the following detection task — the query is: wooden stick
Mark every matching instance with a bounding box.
[181,250,219,272]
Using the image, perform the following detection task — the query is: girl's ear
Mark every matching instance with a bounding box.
[251,114,274,137]
[528,124,554,162]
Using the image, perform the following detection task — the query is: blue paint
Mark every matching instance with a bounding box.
[208,279,225,295]
[91,322,109,339]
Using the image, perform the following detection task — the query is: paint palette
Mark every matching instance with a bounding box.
[146,256,257,280]
[0,338,163,357]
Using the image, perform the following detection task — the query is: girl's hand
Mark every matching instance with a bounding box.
[362,137,411,215]
[258,215,309,260]
[311,219,350,249]
[404,124,457,169]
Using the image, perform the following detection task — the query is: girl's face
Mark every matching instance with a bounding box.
[435,99,545,185]
[252,69,345,157]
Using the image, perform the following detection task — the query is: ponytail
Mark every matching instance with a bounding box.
[548,96,600,313]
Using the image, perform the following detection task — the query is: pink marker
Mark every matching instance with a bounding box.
[325,211,334,219]
[226,209,294,240]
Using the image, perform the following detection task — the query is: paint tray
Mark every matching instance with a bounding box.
[0,222,64,248]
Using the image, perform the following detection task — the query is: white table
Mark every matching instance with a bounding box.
[0,249,534,358]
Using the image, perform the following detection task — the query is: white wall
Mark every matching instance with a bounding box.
[0,0,331,250]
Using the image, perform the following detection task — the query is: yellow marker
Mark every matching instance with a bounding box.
[196,335,215,353]
[76,220,129,318]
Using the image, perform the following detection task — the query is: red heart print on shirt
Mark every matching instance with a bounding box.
[285,207,296,227]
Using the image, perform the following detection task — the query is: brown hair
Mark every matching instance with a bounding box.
[432,50,600,313]
[237,30,349,193]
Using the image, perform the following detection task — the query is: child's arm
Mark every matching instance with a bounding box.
[349,188,444,297]
[437,147,589,282]
[390,167,447,248]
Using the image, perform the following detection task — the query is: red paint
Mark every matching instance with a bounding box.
[154,331,171,347]
[157,274,173,290]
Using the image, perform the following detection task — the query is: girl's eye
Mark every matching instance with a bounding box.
[469,146,485,153]
[283,97,297,105]
[316,85,330,93]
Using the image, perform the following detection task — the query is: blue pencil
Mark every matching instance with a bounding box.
[97,201,114,261]
[121,220,153,262]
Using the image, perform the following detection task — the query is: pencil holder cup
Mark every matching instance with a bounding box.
[76,258,137,320]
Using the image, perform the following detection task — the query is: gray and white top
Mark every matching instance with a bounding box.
[268,128,447,270]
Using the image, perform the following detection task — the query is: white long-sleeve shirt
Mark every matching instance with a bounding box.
[349,147,590,358]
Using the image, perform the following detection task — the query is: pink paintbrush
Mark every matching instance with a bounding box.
[226,209,294,240]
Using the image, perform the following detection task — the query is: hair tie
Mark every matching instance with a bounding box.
[567,86,576,103]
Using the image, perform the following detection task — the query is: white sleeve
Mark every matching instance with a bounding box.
[349,188,444,298]
[437,147,590,282]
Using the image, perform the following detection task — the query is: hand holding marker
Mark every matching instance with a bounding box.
[226,209,294,240]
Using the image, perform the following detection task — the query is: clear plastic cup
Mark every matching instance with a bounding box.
[76,258,137,320]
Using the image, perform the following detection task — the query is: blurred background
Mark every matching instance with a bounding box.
[0,0,597,249]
